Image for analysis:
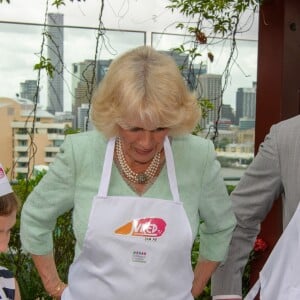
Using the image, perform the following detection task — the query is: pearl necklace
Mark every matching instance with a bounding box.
[115,137,161,184]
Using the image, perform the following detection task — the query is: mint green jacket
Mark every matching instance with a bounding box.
[20,130,236,262]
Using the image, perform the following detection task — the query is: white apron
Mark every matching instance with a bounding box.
[245,202,300,300]
[62,137,194,300]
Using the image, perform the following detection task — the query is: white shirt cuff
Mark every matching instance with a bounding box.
[212,296,242,300]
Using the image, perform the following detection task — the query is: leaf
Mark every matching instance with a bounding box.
[52,0,66,8]
[34,56,55,78]
[207,51,214,62]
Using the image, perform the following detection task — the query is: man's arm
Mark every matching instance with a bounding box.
[211,125,283,297]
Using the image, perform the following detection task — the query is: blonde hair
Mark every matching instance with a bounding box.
[91,46,201,137]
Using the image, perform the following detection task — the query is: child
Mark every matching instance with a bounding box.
[0,164,21,300]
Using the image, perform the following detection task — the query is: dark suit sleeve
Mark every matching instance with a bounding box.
[211,124,283,296]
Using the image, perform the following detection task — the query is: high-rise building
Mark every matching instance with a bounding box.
[159,50,189,69]
[77,103,94,132]
[72,59,93,121]
[20,80,39,103]
[47,13,64,114]
[197,73,222,128]
[158,50,207,91]
[184,63,207,91]
[235,82,256,125]
[72,59,112,128]
[221,104,235,124]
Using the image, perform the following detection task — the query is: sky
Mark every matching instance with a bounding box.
[0,0,259,111]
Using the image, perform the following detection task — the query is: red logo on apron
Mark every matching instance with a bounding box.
[114,218,166,237]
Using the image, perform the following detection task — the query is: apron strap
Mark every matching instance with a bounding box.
[98,136,180,203]
[244,278,261,300]
[163,137,180,203]
[98,137,115,197]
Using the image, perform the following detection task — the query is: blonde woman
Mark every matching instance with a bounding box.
[21,46,236,300]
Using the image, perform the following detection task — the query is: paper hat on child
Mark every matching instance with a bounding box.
[0,164,13,197]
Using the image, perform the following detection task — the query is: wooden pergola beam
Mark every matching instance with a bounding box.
[251,0,300,291]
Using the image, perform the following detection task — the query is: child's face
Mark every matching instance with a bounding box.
[0,210,17,253]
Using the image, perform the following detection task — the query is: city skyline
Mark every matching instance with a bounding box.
[0,95,255,179]
[0,1,258,111]
[0,21,258,112]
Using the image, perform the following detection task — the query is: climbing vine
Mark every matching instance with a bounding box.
[167,0,261,139]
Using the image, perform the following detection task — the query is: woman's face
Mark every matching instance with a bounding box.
[0,210,16,253]
[118,119,169,165]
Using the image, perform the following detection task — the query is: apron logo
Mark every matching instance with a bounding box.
[114,217,166,237]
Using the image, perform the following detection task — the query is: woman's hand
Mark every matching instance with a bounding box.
[49,280,67,299]
[31,253,66,299]
[192,257,220,297]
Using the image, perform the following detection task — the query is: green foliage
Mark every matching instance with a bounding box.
[167,0,260,36]
[199,98,214,119]
[191,235,211,300]
[51,0,87,8]
[167,0,261,141]
[192,98,214,135]
[215,137,231,151]
[173,44,202,61]
[226,184,236,195]
[53,212,75,286]
[64,125,81,135]
[52,0,66,8]
[167,0,260,67]
[167,0,261,75]
[34,56,55,78]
